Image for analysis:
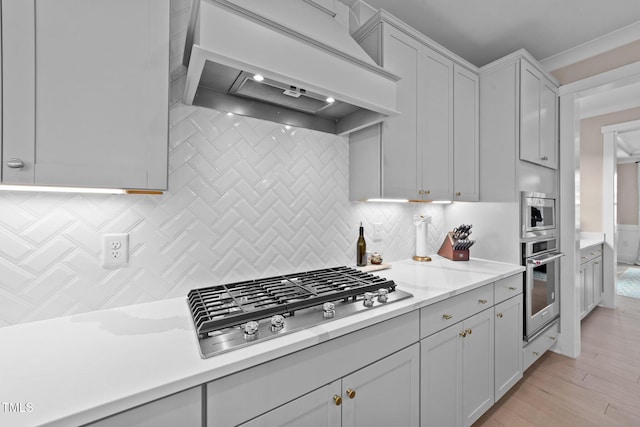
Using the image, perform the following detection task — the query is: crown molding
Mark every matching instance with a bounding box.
[541,20,640,71]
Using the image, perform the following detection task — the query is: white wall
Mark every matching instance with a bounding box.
[0,2,446,327]
[444,202,520,265]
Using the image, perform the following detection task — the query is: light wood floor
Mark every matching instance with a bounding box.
[474,295,640,426]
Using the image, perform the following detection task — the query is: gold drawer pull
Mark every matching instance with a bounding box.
[346,389,356,399]
[497,313,503,318]
[549,336,556,341]
[466,328,472,335]
[333,395,342,406]
[508,287,517,291]
[533,351,540,357]
[459,330,467,337]
[479,299,488,304]
[455,192,461,197]
[442,314,453,320]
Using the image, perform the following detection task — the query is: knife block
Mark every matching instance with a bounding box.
[438,232,469,261]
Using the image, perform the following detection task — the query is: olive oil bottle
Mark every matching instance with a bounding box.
[356,222,367,266]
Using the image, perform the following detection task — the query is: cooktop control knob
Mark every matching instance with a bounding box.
[377,288,389,303]
[243,321,259,341]
[323,302,336,318]
[363,292,375,307]
[270,315,285,332]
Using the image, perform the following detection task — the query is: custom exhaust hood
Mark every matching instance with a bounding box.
[182,0,400,135]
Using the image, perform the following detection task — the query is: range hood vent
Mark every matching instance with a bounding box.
[183,0,400,135]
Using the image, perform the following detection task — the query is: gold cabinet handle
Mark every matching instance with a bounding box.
[426,190,430,195]
[333,395,342,406]
[466,328,472,335]
[581,256,588,259]
[442,314,453,320]
[533,351,540,357]
[346,389,356,399]
[478,299,488,304]
[497,313,503,318]
[455,192,461,197]
[549,336,556,341]
[590,252,597,255]
[459,330,467,338]
[508,287,517,291]
[419,190,424,195]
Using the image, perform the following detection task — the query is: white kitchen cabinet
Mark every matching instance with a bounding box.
[494,295,523,401]
[479,50,559,201]
[86,387,202,427]
[245,344,420,427]
[453,64,480,201]
[349,12,476,202]
[523,320,558,371]
[342,343,420,427]
[580,245,603,319]
[421,308,494,427]
[241,381,342,427]
[1,0,169,190]
[207,311,419,427]
[520,60,558,169]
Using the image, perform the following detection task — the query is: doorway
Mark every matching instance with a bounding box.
[603,120,640,299]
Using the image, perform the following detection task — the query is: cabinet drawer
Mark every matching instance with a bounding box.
[523,320,558,371]
[494,274,523,304]
[580,246,602,264]
[420,284,494,339]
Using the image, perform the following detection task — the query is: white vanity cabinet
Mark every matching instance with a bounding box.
[479,50,559,201]
[242,344,420,427]
[85,387,202,427]
[349,12,478,202]
[1,0,169,190]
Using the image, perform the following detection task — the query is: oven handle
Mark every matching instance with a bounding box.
[527,251,565,265]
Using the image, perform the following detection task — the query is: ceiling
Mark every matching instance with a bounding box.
[361,0,640,67]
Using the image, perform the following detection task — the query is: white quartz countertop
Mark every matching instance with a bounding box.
[580,232,605,250]
[580,238,605,250]
[0,256,523,427]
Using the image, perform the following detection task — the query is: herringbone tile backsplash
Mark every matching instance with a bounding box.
[0,0,445,327]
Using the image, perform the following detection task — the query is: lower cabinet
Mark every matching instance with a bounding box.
[207,312,419,427]
[580,245,603,319]
[85,387,202,427]
[494,295,523,401]
[242,344,420,427]
[421,308,494,427]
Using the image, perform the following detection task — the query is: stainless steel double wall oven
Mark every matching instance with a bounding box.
[521,192,564,341]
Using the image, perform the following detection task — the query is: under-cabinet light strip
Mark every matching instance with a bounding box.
[0,185,164,195]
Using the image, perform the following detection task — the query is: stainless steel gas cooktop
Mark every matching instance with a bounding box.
[187,266,412,358]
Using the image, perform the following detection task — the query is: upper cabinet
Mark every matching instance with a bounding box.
[453,64,480,202]
[1,0,170,191]
[520,60,558,169]
[479,51,559,202]
[349,12,478,202]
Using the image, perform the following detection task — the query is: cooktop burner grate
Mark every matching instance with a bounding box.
[187,266,396,337]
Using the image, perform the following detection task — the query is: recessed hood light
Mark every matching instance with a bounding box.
[182,0,400,135]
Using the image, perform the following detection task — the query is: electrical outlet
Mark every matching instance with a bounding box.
[102,233,129,268]
[373,223,383,242]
